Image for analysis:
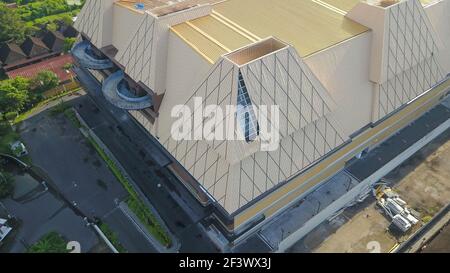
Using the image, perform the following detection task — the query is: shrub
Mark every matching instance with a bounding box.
[32,70,59,93]
[4,112,18,121]
[0,171,14,199]
[27,232,68,253]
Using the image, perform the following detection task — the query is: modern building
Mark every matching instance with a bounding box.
[73,0,450,243]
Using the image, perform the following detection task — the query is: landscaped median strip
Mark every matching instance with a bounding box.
[65,108,173,248]
[98,223,127,253]
[87,135,172,247]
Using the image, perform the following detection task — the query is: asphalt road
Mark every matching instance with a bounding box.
[74,68,219,252]
[422,221,450,252]
[17,111,157,253]
[347,104,450,180]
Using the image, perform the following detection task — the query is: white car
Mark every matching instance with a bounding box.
[10,141,28,158]
[0,218,12,242]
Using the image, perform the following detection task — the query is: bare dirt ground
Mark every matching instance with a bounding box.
[313,206,396,253]
[311,131,450,253]
[392,138,450,221]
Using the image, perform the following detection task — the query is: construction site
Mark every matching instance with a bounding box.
[289,126,450,253]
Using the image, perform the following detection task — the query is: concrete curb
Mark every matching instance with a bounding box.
[72,109,180,253]
[119,202,172,253]
[91,224,119,253]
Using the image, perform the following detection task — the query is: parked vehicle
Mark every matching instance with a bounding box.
[10,141,28,158]
[0,218,12,242]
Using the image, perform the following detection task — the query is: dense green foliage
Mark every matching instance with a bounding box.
[17,0,80,22]
[0,77,32,116]
[27,232,69,253]
[0,169,14,198]
[0,0,84,40]
[32,70,59,92]
[63,37,76,53]
[0,71,60,120]
[0,121,19,154]
[0,3,26,43]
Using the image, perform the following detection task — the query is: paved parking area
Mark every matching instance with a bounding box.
[19,111,127,220]
[1,190,99,253]
[13,109,157,252]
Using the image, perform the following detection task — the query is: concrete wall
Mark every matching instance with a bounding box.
[425,0,450,73]
[156,31,213,139]
[305,32,374,136]
[347,0,448,122]
[112,5,146,58]
[74,0,116,48]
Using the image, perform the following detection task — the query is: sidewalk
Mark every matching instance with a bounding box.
[397,205,450,253]
[119,202,179,253]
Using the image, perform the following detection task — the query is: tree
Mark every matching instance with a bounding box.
[0,77,31,115]
[59,14,74,26]
[63,62,73,70]
[63,37,76,53]
[0,3,26,43]
[32,70,59,92]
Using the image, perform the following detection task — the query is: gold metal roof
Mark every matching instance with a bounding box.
[170,0,438,63]
[171,0,370,63]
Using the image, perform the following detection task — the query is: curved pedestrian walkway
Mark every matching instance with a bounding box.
[102,70,153,110]
[72,41,113,70]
